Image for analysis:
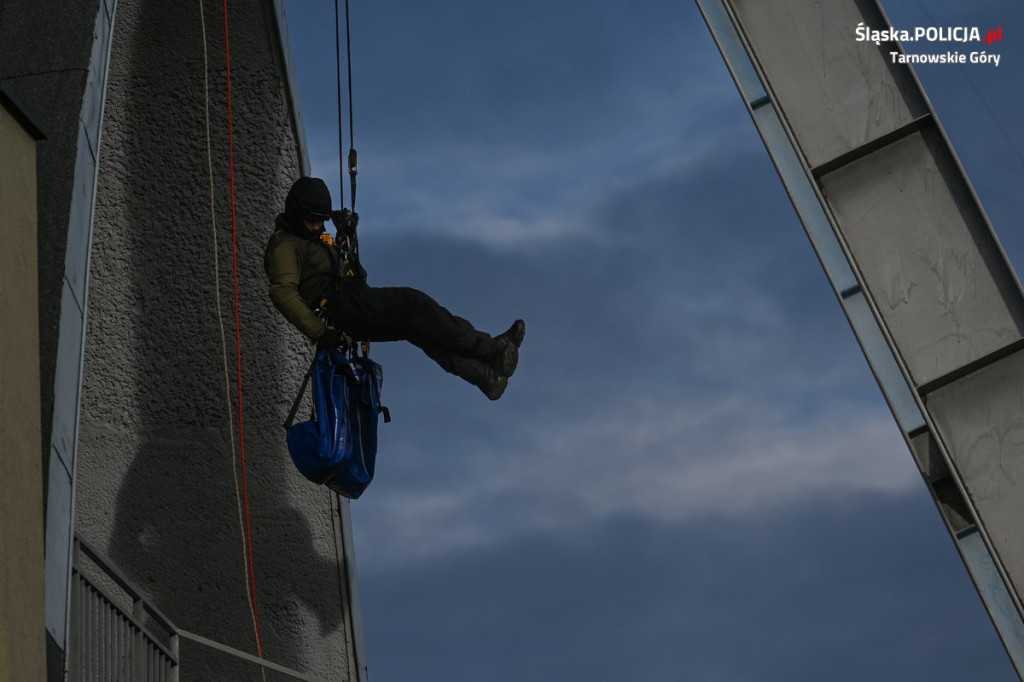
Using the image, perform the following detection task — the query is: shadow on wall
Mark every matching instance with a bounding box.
[76,0,352,677]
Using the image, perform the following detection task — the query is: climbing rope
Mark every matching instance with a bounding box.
[336,0,358,210]
[198,0,265,668]
[334,0,346,208]
[221,0,266,659]
[198,0,366,666]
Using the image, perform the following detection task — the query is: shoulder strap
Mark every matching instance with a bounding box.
[283,350,320,430]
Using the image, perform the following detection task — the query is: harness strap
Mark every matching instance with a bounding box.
[284,341,361,430]
[283,351,319,430]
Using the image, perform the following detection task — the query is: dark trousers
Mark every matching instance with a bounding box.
[326,283,498,386]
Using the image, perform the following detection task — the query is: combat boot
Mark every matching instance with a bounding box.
[477,371,509,401]
[492,339,518,377]
[497,319,526,348]
[454,354,509,400]
[474,334,519,377]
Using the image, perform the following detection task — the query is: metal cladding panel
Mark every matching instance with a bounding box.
[51,278,85,471]
[752,104,858,293]
[701,0,1024,669]
[820,129,1024,387]
[960,528,1024,669]
[698,0,766,103]
[45,449,73,644]
[730,0,926,168]
[844,290,925,431]
[928,352,1024,606]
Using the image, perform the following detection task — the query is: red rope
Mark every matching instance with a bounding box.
[223,0,265,657]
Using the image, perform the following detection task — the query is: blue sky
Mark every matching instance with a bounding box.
[282,1,1024,679]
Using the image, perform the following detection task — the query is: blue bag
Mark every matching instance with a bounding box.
[284,347,387,499]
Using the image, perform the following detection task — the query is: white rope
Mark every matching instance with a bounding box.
[198,0,266,668]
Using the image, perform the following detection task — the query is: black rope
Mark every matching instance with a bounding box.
[333,0,358,210]
[344,0,358,210]
[339,0,352,206]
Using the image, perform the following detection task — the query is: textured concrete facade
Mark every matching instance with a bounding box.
[0,91,47,682]
[74,0,359,679]
[1,0,362,679]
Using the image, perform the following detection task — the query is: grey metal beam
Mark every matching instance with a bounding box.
[810,114,933,179]
[695,0,1024,675]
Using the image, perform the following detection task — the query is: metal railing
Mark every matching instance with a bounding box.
[70,537,180,682]
[69,534,317,681]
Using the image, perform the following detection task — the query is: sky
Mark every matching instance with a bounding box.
[281,1,1024,680]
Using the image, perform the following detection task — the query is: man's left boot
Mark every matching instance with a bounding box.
[474,335,518,378]
[490,319,525,377]
[461,357,508,400]
[478,371,509,401]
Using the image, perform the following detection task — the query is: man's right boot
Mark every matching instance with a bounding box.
[497,319,526,348]
[475,335,519,378]
[492,339,518,377]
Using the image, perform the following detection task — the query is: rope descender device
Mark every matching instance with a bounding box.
[335,0,358,210]
[348,147,358,210]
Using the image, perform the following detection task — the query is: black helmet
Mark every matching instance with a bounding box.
[285,177,332,223]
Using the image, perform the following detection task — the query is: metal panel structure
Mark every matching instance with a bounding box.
[821,129,1024,387]
[696,0,1024,675]
[45,1,116,659]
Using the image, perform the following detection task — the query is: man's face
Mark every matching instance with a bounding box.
[303,219,325,233]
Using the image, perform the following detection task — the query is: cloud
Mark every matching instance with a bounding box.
[358,494,1015,682]
[354,391,916,568]
[291,0,756,250]
[280,3,1024,679]
[314,101,759,253]
[344,146,910,570]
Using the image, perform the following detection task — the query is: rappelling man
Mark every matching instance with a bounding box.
[264,176,525,399]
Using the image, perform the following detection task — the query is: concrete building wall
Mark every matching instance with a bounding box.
[1,0,363,679]
[0,94,47,682]
[71,1,359,679]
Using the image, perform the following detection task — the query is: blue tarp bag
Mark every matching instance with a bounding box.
[284,347,388,499]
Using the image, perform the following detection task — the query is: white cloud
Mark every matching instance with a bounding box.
[353,394,918,568]
[305,79,756,250]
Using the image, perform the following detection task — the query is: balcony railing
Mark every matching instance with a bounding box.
[69,534,316,681]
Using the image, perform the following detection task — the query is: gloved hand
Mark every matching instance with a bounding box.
[331,209,359,235]
[317,326,348,349]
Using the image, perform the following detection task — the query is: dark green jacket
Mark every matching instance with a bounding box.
[264,215,339,341]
